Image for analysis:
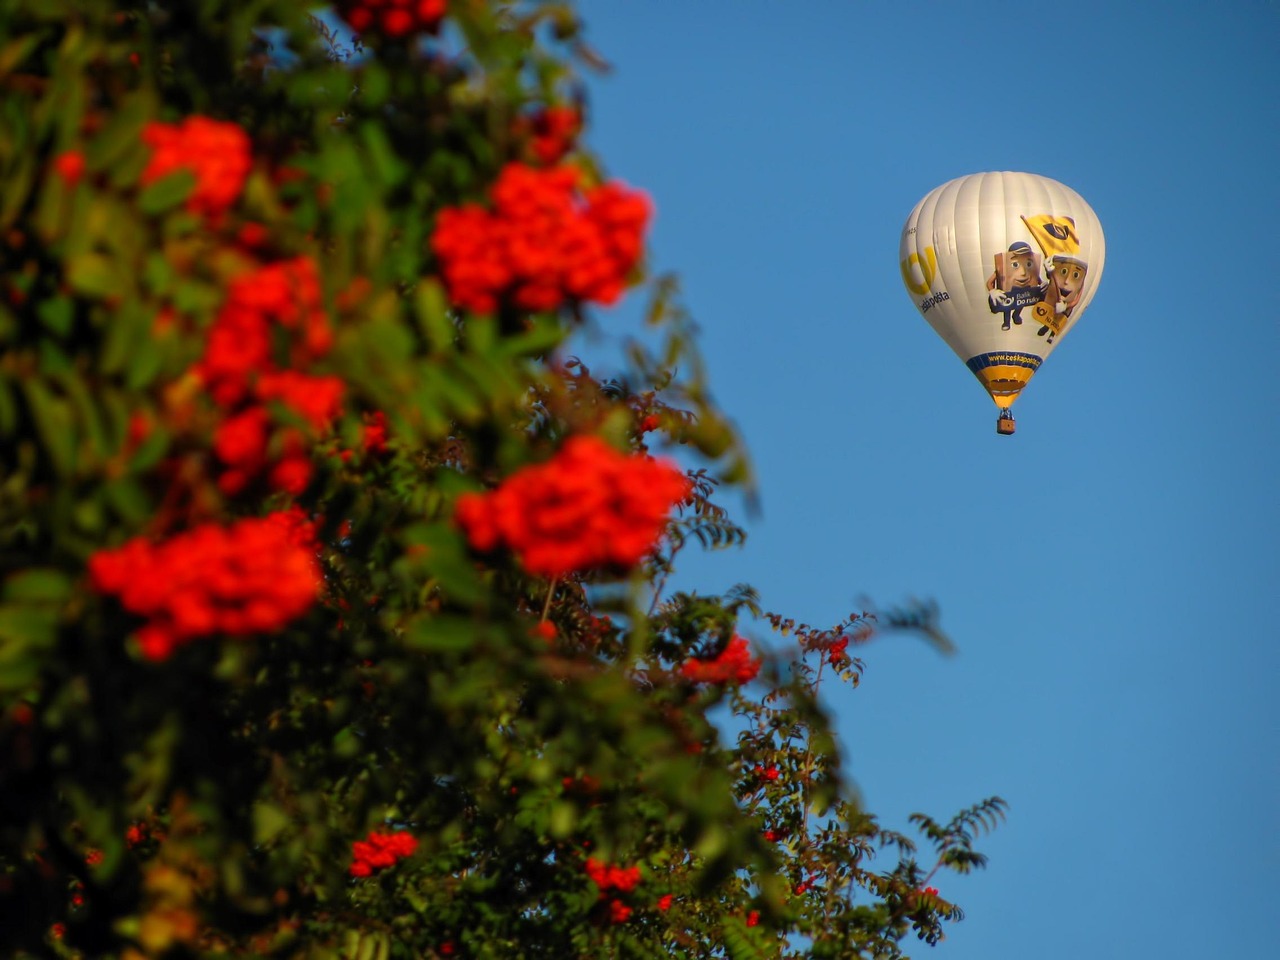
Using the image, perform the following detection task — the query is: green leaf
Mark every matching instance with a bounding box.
[0,154,35,233]
[413,279,456,353]
[3,569,72,604]
[408,379,450,439]
[127,425,170,475]
[466,315,496,353]
[32,166,69,243]
[142,251,175,298]
[37,338,73,377]
[123,336,162,390]
[102,478,151,524]
[498,315,565,358]
[332,726,361,759]
[0,652,40,693]
[99,299,147,376]
[360,123,407,188]
[435,364,485,423]
[253,802,291,846]
[86,91,154,177]
[66,251,127,300]
[401,614,478,653]
[0,605,59,692]
[0,32,42,78]
[37,296,74,337]
[136,169,195,215]
[0,378,16,435]
[21,380,76,476]
[548,801,577,838]
[358,64,391,108]
[58,368,111,462]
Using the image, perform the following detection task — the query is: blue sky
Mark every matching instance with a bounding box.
[573,1,1280,955]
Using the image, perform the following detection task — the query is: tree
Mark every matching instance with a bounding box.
[0,2,1003,957]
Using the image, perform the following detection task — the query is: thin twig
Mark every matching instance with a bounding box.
[540,578,557,621]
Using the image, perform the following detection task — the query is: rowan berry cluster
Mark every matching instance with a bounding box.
[52,150,85,184]
[826,635,851,665]
[561,774,600,795]
[336,0,446,38]
[522,106,582,166]
[199,257,334,406]
[361,410,390,455]
[453,436,690,578]
[349,830,419,877]
[431,162,651,313]
[140,116,251,220]
[680,635,761,686]
[197,256,343,495]
[608,900,632,923]
[585,858,640,894]
[88,510,322,661]
[585,858,641,924]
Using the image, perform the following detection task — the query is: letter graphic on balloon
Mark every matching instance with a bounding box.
[899,172,1105,435]
[900,246,937,296]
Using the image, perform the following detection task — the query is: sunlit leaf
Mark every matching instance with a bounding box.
[136,168,195,215]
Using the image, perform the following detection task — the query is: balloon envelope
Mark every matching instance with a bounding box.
[899,172,1105,410]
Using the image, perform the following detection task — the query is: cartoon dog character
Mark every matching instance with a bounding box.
[986,241,1047,331]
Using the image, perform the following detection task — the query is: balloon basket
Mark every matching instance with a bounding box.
[996,413,1016,436]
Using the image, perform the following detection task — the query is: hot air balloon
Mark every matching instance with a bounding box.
[899,172,1105,435]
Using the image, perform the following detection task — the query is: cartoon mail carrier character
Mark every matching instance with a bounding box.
[987,241,1047,331]
[1035,255,1089,343]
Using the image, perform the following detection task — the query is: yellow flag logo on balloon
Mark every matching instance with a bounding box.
[1020,215,1081,260]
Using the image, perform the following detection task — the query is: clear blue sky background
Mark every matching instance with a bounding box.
[570,1,1279,956]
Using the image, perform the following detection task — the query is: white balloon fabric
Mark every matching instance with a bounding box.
[899,172,1105,412]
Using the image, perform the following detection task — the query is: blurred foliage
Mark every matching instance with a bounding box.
[0,1,1001,957]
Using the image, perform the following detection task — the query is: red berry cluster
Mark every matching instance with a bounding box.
[336,0,446,38]
[561,773,600,795]
[454,436,690,578]
[88,510,322,661]
[52,150,86,184]
[680,635,761,686]
[199,257,334,406]
[431,162,651,313]
[523,106,582,166]
[361,410,390,455]
[585,858,641,924]
[140,116,251,220]
[197,256,343,495]
[349,830,418,877]
[825,635,850,665]
[608,899,632,923]
[585,858,640,894]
